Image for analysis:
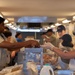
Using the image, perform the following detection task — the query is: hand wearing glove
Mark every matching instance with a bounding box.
[40,43,55,50]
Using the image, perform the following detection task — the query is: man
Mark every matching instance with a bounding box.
[0,17,40,70]
[45,29,57,47]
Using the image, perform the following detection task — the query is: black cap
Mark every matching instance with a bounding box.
[60,34,73,47]
[61,34,72,42]
[57,25,66,32]
[0,17,5,24]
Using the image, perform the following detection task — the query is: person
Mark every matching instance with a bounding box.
[0,17,40,70]
[3,31,12,42]
[3,31,18,66]
[15,32,23,42]
[58,34,74,69]
[57,25,66,38]
[42,43,75,59]
[45,29,58,47]
[56,25,74,69]
[15,32,23,64]
[41,32,48,44]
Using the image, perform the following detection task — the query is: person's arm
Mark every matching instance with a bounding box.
[41,42,75,59]
[45,36,56,43]
[52,47,75,59]
[0,40,40,51]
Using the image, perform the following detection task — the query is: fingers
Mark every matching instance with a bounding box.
[27,40,40,48]
[40,43,55,50]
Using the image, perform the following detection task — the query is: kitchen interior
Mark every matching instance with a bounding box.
[0,0,75,75]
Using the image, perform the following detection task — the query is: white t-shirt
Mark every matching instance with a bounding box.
[0,35,10,69]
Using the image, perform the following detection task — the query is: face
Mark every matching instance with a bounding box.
[18,34,22,39]
[46,32,52,36]
[0,22,5,33]
[58,30,66,38]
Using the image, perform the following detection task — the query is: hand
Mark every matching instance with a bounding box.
[31,40,40,48]
[11,51,16,58]
[40,43,55,50]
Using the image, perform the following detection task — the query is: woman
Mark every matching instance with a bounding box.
[58,34,74,69]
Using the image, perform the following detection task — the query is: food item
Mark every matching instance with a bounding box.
[43,54,52,64]
[5,70,23,75]
[0,65,23,75]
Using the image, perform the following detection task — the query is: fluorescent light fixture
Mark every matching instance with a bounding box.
[17,28,41,32]
[62,19,71,23]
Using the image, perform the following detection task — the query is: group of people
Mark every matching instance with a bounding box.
[0,16,75,71]
[41,24,75,70]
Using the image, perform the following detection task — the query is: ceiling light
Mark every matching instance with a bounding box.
[55,23,61,26]
[17,28,41,32]
[50,25,55,28]
[0,14,3,18]
[62,19,71,23]
[4,19,9,23]
[73,16,75,21]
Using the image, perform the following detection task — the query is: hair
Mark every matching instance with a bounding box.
[15,32,21,38]
[0,17,5,24]
[46,29,53,33]
[61,34,73,47]
[3,31,12,38]
[41,32,46,35]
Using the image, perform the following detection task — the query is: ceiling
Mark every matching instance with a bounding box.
[0,0,75,23]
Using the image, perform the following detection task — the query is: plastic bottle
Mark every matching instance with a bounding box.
[40,64,54,75]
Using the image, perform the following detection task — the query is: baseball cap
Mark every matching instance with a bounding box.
[57,25,66,32]
[0,17,5,24]
[60,34,73,47]
[60,34,72,42]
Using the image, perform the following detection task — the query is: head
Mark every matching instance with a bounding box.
[0,17,5,33]
[41,32,47,38]
[57,25,66,38]
[15,32,22,39]
[46,29,53,36]
[3,31,12,38]
[60,34,73,47]
[3,31,12,42]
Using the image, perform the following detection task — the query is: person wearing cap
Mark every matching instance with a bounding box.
[57,34,74,69]
[0,17,40,70]
[56,25,74,69]
[57,25,66,38]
